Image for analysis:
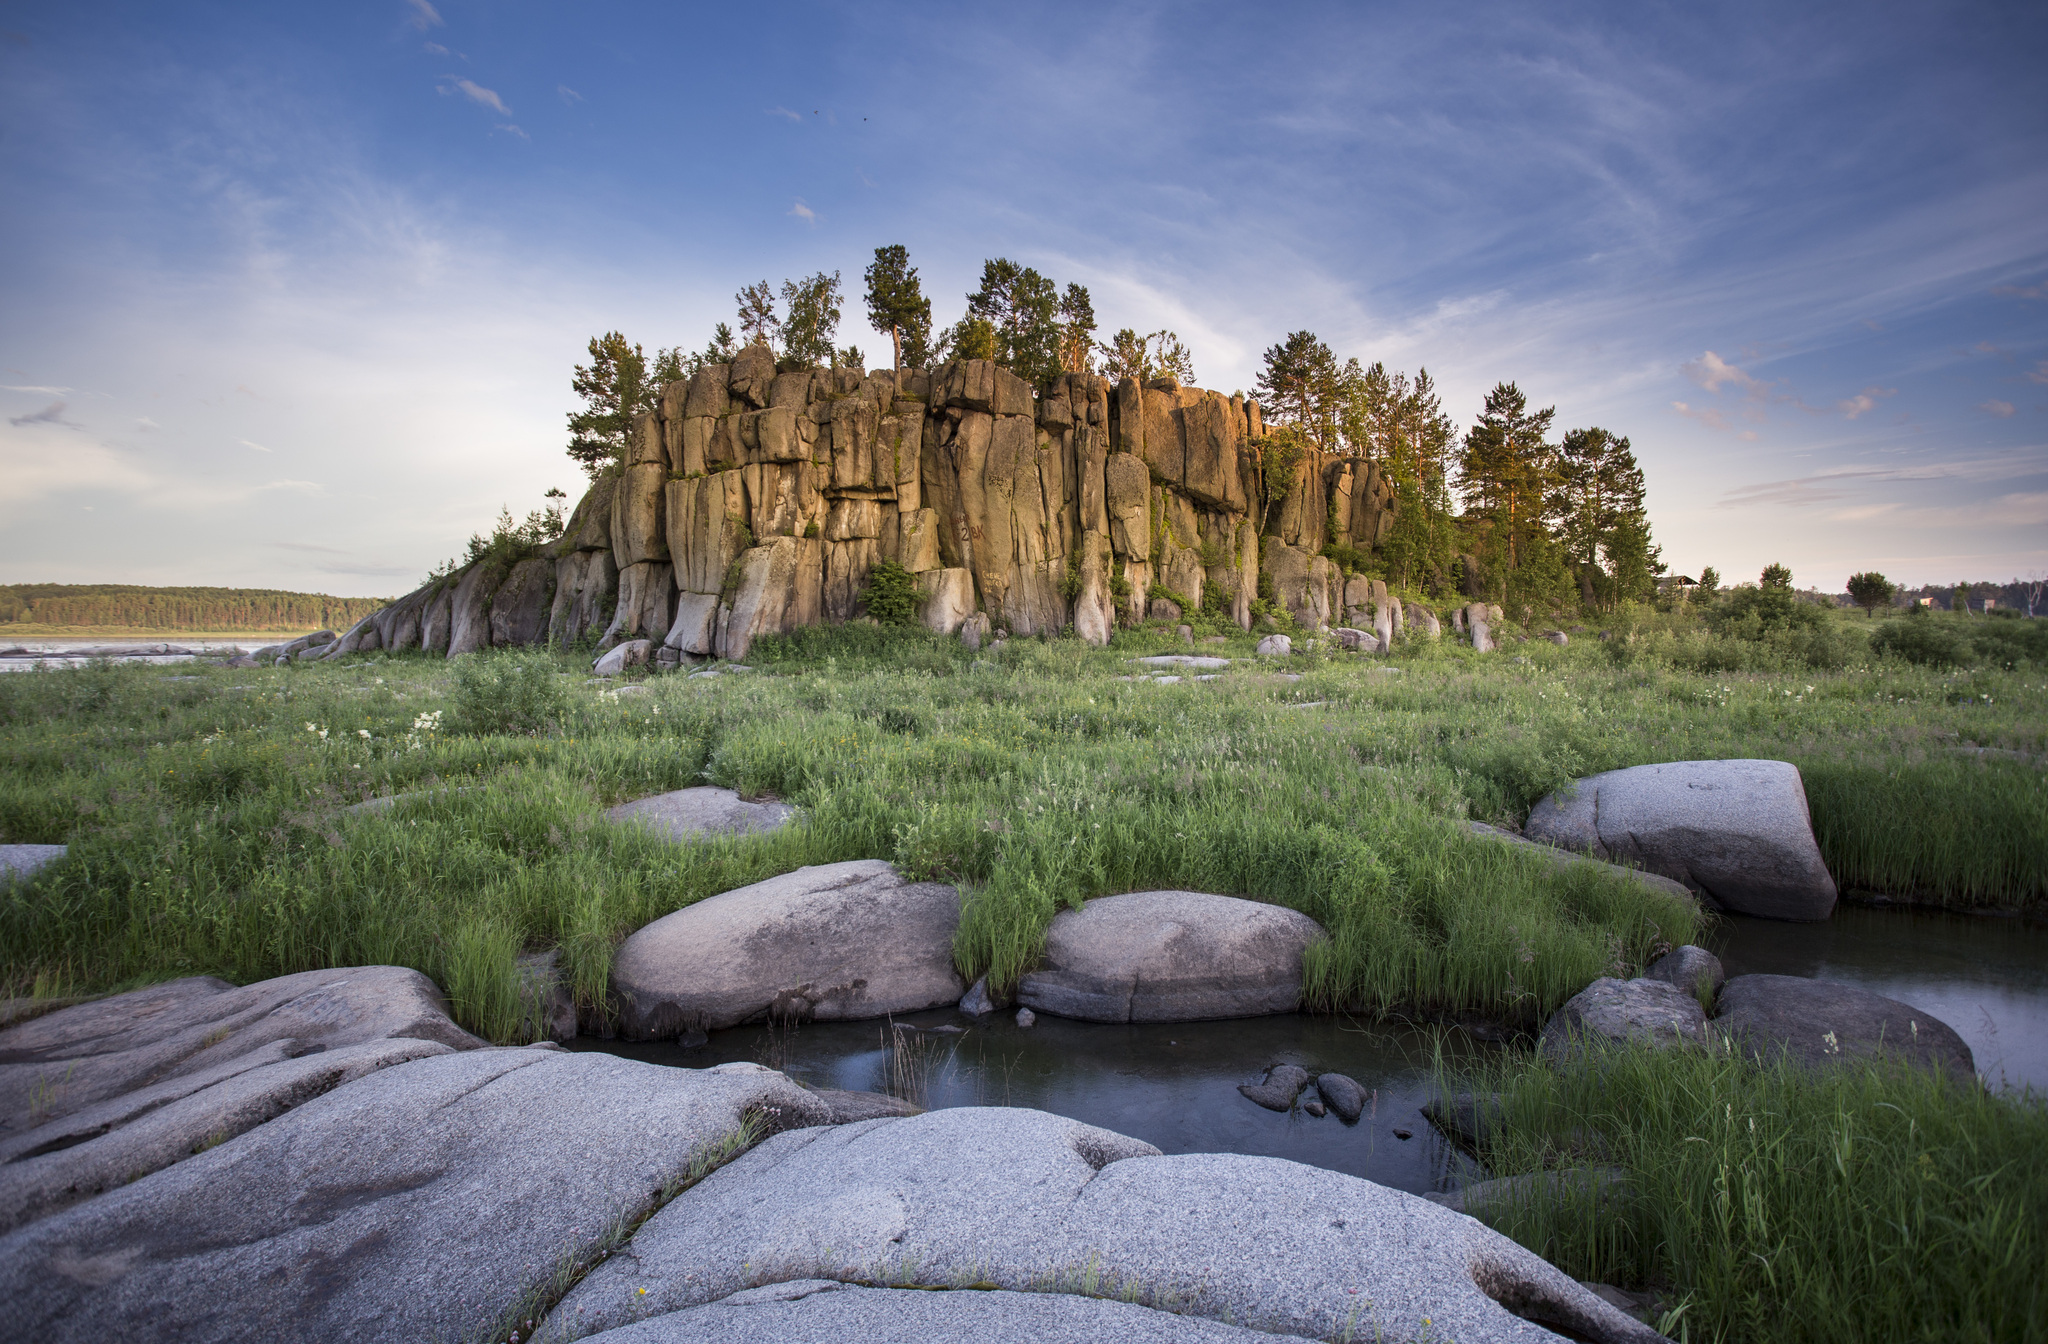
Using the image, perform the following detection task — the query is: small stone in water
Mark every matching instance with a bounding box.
[1015,1007,1036,1028]
[1393,1127,1414,1140]
[1301,1096,1327,1117]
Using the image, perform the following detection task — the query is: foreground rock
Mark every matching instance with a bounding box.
[543,1106,1665,1344]
[581,1280,1306,1342]
[1317,1071,1368,1121]
[0,844,65,885]
[1538,977,1710,1060]
[1015,891,1324,1023]
[1425,1167,1632,1218]
[1467,823,1696,905]
[1713,974,1974,1077]
[1524,760,1837,921]
[0,1051,831,1344]
[606,787,795,840]
[611,860,964,1039]
[1642,945,1725,999]
[594,639,653,676]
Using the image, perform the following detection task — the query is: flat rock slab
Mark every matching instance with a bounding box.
[582,1280,1313,1342]
[0,966,482,1138]
[543,1106,1664,1344]
[1538,977,1710,1060]
[1128,655,1231,669]
[611,860,965,1040]
[0,844,65,884]
[1467,822,1696,905]
[1713,974,1974,1076]
[1524,760,1837,921]
[0,1051,832,1344]
[607,787,795,841]
[1016,891,1325,1023]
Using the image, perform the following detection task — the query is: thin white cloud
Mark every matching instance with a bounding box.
[496,123,529,141]
[423,42,449,56]
[8,401,78,428]
[3,384,71,395]
[443,79,511,116]
[136,416,161,431]
[404,0,443,32]
[1681,350,1767,397]
[1836,386,1895,419]
[2027,360,2048,386]
[557,85,583,105]
[766,106,801,122]
[1992,282,2045,300]
[1980,399,2016,418]
[240,438,272,452]
[788,199,819,225]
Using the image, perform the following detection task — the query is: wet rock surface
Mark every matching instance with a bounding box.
[1237,1062,1311,1111]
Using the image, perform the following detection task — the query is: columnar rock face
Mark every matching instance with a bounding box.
[338,353,1403,660]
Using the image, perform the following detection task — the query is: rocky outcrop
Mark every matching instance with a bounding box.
[1524,760,1838,921]
[609,860,964,1039]
[543,1106,1667,1344]
[0,1050,833,1344]
[1537,976,1711,1059]
[331,353,1403,662]
[1014,891,1325,1023]
[1712,974,1973,1076]
[1642,945,1725,998]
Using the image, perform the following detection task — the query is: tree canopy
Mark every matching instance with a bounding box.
[566,332,680,478]
[862,245,933,375]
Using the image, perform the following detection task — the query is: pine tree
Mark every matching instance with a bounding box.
[965,258,1063,385]
[1255,332,1346,450]
[1456,382,1558,603]
[1058,284,1097,374]
[735,281,780,350]
[862,245,933,381]
[567,332,661,478]
[1550,427,1659,608]
[1095,329,1196,384]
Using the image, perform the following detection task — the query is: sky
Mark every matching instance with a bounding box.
[2,0,2044,597]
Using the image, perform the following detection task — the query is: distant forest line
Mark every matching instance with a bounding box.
[0,585,391,633]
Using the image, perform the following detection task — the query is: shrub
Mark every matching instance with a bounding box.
[1870,616,1971,668]
[858,559,919,627]
[449,651,570,736]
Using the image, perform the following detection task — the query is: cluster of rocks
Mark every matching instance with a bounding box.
[1237,1064,1371,1120]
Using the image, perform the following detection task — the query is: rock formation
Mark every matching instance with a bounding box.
[316,355,1404,663]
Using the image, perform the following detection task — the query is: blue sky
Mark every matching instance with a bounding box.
[2,0,2043,596]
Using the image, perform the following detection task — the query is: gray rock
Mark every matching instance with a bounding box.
[1129,654,1230,669]
[1015,1006,1036,1027]
[1178,624,1194,644]
[0,967,482,1139]
[959,611,991,651]
[1333,626,1380,652]
[1426,1167,1631,1217]
[606,787,794,841]
[957,976,997,1016]
[543,1106,1665,1344]
[1542,630,1569,646]
[1538,977,1710,1060]
[1015,891,1324,1023]
[0,844,65,885]
[577,1279,1310,1343]
[1238,1063,1311,1111]
[1316,1071,1367,1122]
[1254,634,1292,656]
[1641,945,1725,1000]
[610,860,965,1040]
[1713,974,1974,1077]
[1467,822,1697,905]
[1467,603,1495,653]
[1524,760,1837,921]
[0,1036,455,1234]
[0,1051,832,1344]
[1423,1092,1504,1151]
[593,638,653,676]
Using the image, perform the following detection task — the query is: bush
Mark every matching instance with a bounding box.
[1870,616,1971,668]
[449,652,570,736]
[859,559,919,627]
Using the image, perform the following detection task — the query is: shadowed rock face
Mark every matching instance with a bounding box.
[542,1106,1668,1344]
[1538,976,1711,1060]
[339,354,1418,661]
[1524,759,1838,921]
[0,1052,833,1344]
[1015,891,1325,1024]
[609,860,965,1040]
[1713,974,1974,1077]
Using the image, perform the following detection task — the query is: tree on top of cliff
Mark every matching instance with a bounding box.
[567,332,681,479]
[736,281,780,350]
[1098,329,1196,385]
[965,258,1064,385]
[1057,284,1097,375]
[1256,331,1347,450]
[781,271,847,368]
[863,245,933,379]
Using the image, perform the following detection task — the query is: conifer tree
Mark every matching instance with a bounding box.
[863,245,933,381]
[567,332,663,478]
[1456,382,1558,604]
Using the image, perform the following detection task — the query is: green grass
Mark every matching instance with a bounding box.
[0,611,2042,1047]
[1450,1042,2048,1343]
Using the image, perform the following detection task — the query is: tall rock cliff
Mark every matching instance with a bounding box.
[316,352,1399,663]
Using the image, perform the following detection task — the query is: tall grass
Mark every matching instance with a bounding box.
[1450,1043,2048,1343]
[0,620,2041,1042]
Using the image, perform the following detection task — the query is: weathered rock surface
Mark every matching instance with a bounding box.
[593,638,652,676]
[0,967,482,1140]
[1713,974,1974,1076]
[1255,633,1293,656]
[1467,822,1697,905]
[610,860,965,1039]
[1316,1071,1368,1121]
[1538,977,1710,1059]
[0,844,65,885]
[606,787,794,841]
[543,1106,1665,1344]
[1642,945,1725,999]
[1015,891,1324,1023]
[1425,1167,1632,1218]
[578,1280,1309,1343]
[0,1051,832,1344]
[1524,760,1838,920]
[1237,1062,1311,1111]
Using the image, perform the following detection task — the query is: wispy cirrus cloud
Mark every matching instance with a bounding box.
[788,199,819,225]
[766,106,801,122]
[2027,361,2048,386]
[1980,399,2016,418]
[442,78,510,116]
[1992,282,2046,300]
[1682,350,1768,397]
[404,0,443,32]
[1836,386,1896,419]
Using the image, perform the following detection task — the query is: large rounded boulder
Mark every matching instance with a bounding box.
[1524,759,1837,921]
[1537,976,1710,1060]
[611,860,965,1039]
[1713,974,1974,1077]
[1015,891,1324,1023]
